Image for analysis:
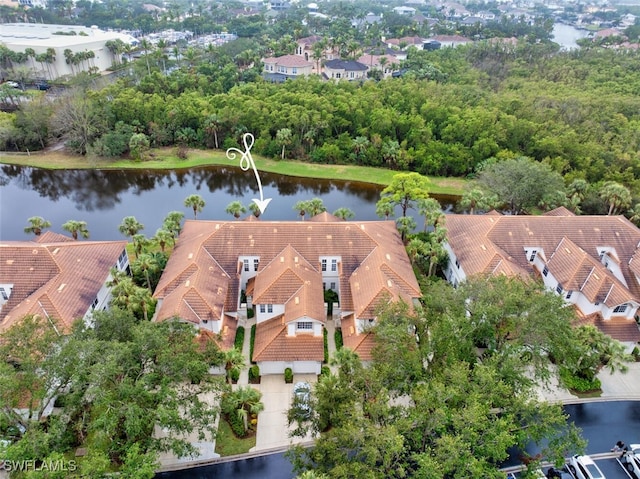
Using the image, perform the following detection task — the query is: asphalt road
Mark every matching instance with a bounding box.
[156,401,640,479]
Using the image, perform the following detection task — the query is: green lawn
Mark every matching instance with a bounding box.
[214,417,256,456]
[0,148,467,196]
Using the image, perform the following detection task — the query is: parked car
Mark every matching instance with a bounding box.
[618,444,640,476]
[546,466,574,479]
[5,81,19,88]
[568,455,606,479]
[35,81,50,90]
[292,381,311,418]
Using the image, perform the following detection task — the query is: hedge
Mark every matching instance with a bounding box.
[250,324,256,364]
[334,328,343,350]
[284,367,293,383]
[234,326,245,351]
[559,368,602,393]
[323,327,328,363]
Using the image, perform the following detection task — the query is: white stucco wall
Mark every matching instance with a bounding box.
[258,360,321,375]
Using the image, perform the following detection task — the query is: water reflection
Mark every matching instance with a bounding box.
[0,165,455,241]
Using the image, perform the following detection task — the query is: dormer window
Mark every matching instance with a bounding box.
[529,250,537,262]
[542,266,549,277]
[331,259,337,272]
[254,259,259,271]
[613,304,628,313]
[321,259,327,271]
[243,259,249,272]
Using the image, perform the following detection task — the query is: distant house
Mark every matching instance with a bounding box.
[594,28,625,40]
[392,6,416,15]
[384,36,426,50]
[357,54,400,78]
[295,35,323,62]
[0,232,129,333]
[323,59,368,81]
[443,209,640,342]
[153,215,421,374]
[262,54,313,82]
[427,34,472,48]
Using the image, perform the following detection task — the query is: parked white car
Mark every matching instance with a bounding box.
[618,444,640,477]
[292,381,311,418]
[568,455,606,479]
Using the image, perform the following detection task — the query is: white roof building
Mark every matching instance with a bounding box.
[0,23,136,80]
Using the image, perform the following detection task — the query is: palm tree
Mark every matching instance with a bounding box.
[184,194,205,219]
[376,197,395,220]
[459,188,498,215]
[154,228,173,253]
[293,200,311,221]
[628,204,640,226]
[224,347,246,385]
[118,216,144,239]
[221,386,264,433]
[395,216,416,242]
[135,253,159,291]
[406,237,427,265]
[333,207,355,220]
[248,202,262,218]
[307,198,326,217]
[62,220,89,240]
[163,211,184,239]
[276,128,293,160]
[225,201,246,220]
[24,216,51,237]
[132,233,149,258]
[600,181,632,216]
[417,197,443,232]
[203,113,221,149]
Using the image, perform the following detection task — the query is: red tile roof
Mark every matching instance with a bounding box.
[253,314,324,362]
[0,238,128,333]
[262,54,313,68]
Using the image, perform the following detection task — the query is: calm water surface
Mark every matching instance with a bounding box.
[0,165,457,241]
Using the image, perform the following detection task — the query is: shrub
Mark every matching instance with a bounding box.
[247,308,254,319]
[559,368,601,393]
[230,368,240,384]
[320,365,330,377]
[284,367,293,383]
[323,327,328,363]
[234,326,245,351]
[334,328,344,350]
[632,346,640,362]
[250,324,256,363]
[249,365,260,384]
[176,144,188,159]
[226,413,247,438]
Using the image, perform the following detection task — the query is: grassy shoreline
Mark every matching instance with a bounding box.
[0,148,467,196]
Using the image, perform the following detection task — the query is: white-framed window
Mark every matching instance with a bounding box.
[243,259,249,272]
[556,284,562,295]
[542,266,549,277]
[118,249,127,269]
[321,259,327,271]
[330,282,336,290]
[254,259,259,271]
[267,304,273,313]
[0,287,7,301]
[336,72,341,78]
[331,259,337,272]
[455,259,460,269]
[297,321,313,330]
[349,71,354,78]
[91,297,99,310]
[566,291,573,299]
[529,250,537,262]
[260,304,266,313]
[292,67,297,74]
[613,304,628,313]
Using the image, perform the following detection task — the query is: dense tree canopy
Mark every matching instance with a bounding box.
[0,310,226,477]
[288,276,630,478]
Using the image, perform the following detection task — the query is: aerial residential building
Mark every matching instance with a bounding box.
[262,54,313,82]
[443,209,640,342]
[0,231,129,333]
[153,214,421,374]
[323,59,368,81]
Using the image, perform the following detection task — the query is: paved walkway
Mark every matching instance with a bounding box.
[537,362,640,404]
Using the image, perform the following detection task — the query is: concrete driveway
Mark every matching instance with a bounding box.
[253,374,316,451]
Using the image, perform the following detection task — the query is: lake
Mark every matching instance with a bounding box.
[0,165,457,241]
[553,22,590,50]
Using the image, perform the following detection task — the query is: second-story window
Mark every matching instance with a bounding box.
[254,259,259,271]
[243,259,249,272]
[321,259,327,271]
[331,259,337,272]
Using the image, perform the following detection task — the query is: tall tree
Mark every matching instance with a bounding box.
[184,194,205,219]
[276,128,293,160]
[477,157,565,215]
[377,172,431,218]
[62,219,89,240]
[118,216,144,239]
[459,188,498,215]
[23,216,51,237]
[599,181,632,216]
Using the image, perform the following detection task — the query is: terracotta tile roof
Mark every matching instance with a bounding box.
[340,314,374,361]
[0,239,128,333]
[253,245,318,305]
[544,206,575,217]
[154,218,420,362]
[36,231,75,243]
[262,54,313,68]
[577,312,640,342]
[196,318,238,352]
[253,314,324,362]
[309,212,342,222]
[446,214,640,336]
